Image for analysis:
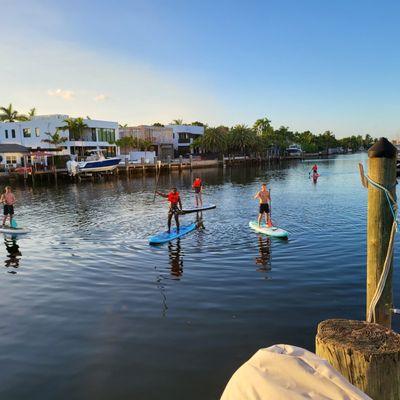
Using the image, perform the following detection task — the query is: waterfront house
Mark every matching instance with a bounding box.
[0,143,29,171]
[166,124,204,157]
[119,125,174,161]
[0,115,119,166]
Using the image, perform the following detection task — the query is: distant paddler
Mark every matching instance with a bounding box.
[254,183,272,227]
[310,163,318,175]
[156,187,182,233]
[192,177,203,207]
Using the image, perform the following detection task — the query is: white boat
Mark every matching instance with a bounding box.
[67,150,120,176]
[286,144,303,157]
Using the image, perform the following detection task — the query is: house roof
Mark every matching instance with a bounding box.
[0,144,30,153]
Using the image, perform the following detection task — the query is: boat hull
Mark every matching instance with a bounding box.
[78,158,121,173]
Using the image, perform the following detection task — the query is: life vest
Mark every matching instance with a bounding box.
[312,165,318,172]
[193,178,202,188]
[168,191,180,204]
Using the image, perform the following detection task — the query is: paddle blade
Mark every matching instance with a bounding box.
[11,219,18,228]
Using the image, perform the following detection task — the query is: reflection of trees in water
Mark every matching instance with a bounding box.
[4,235,22,273]
[255,236,271,272]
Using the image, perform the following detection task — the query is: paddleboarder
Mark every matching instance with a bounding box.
[192,177,203,207]
[254,183,272,227]
[156,187,182,233]
[311,163,318,174]
[1,186,16,228]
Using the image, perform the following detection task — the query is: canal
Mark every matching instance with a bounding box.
[0,153,399,399]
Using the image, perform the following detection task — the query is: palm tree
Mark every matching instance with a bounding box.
[0,103,28,122]
[171,119,183,125]
[253,117,273,136]
[116,136,135,154]
[199,126,228,155]
[229,125,257,155]
[42,130,68,150]
[59,117,89,158]
[28,108,37,118]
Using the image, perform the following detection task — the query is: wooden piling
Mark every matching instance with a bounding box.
[316,319,400,400]
[366,138,397,327]
[315,138,400,399]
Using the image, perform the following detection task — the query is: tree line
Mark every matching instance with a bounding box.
[190,117,376,155]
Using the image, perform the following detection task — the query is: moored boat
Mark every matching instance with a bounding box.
[286,144,303,157]
[67,150,120,176]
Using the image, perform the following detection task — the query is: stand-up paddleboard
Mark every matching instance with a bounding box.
[180,204,216,214]
[249,221,288,238]
[0,226,29,235]
[149,223,197,245]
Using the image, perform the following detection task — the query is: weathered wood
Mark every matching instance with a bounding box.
[367,138,397,327]
[316,319,400,400]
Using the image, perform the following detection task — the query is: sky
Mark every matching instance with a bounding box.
[1,0,400,138]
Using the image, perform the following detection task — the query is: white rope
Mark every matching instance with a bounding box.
[364,174,398,323]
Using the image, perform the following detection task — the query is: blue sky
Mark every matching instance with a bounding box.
[1,0,400,137]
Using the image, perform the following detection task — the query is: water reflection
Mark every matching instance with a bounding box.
[168,240,183,278]
[3,235,22,273]
[195,211,205,230]
[255,236,271,272]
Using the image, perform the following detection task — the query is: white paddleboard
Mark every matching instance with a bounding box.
[249,221,288,238]
[180,204,216,214]
[0,226,29,235]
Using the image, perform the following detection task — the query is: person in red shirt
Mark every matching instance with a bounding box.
[192,177,203,207]
[156,187,182,233]
[312,164,318,174]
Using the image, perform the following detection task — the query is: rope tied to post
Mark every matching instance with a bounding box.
[360,166,398,323]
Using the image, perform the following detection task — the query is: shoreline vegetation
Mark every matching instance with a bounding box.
[188,117,375,156]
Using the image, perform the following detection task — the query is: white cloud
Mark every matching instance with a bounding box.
[47,89,75,100]
[93,94,108,102]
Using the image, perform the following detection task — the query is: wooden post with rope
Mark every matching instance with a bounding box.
[366,138,397,327]
[315,138,400,400]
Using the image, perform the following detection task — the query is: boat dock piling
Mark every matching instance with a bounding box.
[316,138,400,400]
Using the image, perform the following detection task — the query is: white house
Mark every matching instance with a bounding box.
[0,115,119,167]
[166,125,205,157]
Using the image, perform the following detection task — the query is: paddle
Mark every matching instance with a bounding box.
[268,188,273,227]
[11,219,18,229]
[153,160,162,202]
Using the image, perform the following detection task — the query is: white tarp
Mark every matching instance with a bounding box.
[221,344,371,400]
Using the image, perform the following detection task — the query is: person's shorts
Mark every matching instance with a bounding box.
[4,205,14,216]
[259,203,269,214]
[168,205,180,215]
[194,187,201,194]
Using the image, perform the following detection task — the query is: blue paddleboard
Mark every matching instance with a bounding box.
[149,223,197,245]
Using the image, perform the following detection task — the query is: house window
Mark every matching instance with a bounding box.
[11,129,16,138]
[35,128,40,137]
[91,128,96,141]
[23,128,31,137]
[5,129,8,139]
[96,128,115,143]
[6,155,17,164]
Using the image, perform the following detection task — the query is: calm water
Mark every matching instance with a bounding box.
[1,154,399,399]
